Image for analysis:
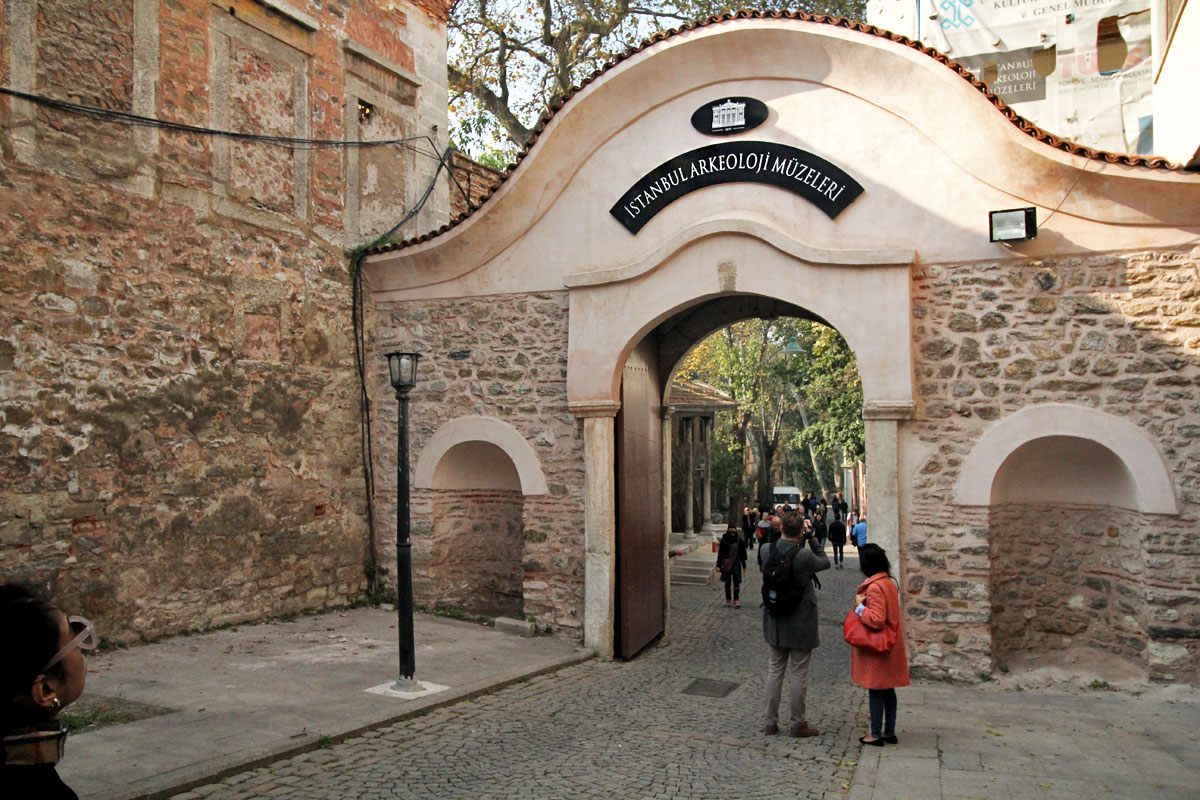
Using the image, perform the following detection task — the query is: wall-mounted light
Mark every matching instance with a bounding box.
[989,207,1037,242]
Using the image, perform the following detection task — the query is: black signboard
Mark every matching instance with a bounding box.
[610,141,864,234]
[690,97,769,136]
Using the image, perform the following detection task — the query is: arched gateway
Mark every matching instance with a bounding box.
[363,15,1200,681]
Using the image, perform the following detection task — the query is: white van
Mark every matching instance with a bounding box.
[772,486,801,506]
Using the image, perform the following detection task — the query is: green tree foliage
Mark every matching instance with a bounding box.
[676,317,862,506]
[449,0,867,161]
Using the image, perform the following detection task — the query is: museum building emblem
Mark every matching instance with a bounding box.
[690,96,768,136]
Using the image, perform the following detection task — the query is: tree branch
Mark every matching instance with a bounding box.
[448,64,532,145]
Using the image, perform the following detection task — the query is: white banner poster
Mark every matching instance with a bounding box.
[874,0,1154,153]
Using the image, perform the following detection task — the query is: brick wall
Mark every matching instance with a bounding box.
[448,151,505,219]
[905,247,1200,683]
[0,0,448,642]
[372,291,586,633]
[424,488,524,618]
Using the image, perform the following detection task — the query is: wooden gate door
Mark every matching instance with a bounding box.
[615,340,664,658]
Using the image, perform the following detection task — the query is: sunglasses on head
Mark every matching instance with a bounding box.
[42,616,99,673]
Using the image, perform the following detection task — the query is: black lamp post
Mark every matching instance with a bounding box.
[385,350,420,691]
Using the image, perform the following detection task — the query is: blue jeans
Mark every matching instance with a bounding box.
[831,542,844,564]
[868,688,897,737]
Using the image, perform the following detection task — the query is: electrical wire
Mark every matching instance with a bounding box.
[4,85,487,594]
[0,87,443,160]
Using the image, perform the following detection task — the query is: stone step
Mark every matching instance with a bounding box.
[670,556,716,585]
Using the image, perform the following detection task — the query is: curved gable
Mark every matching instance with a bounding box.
[364,15,1199,300]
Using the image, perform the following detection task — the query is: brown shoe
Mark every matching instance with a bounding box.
[789,723,819,738]
[763,724,779,735]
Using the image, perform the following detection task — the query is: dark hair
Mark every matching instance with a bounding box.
[781,511,805,538]
[858,544,891,577]
[0,584,63,726]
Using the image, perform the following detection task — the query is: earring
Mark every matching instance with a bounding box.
[51,698,61,710]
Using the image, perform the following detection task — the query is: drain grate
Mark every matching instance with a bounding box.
[682,678,739,698]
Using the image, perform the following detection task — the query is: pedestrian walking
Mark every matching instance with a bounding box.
[716,526,748,608]
[828,517,847,568]
[1,583,99,799]
[757,512,830,737]
[755,518,771,549]
[848,544,909,746]
[851,515,867,548]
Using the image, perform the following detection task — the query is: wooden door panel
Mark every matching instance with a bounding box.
[616,341,664,659]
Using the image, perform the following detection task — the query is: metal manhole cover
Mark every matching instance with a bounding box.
[682,678,739,698]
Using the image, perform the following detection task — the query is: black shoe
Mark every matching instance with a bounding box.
[883,735,898,744]
[859,736,885,747]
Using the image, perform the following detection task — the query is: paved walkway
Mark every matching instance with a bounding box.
[159,551,867,800]
[851,681,1200,800]
[62,609,591,799]
[61,543,1200,800]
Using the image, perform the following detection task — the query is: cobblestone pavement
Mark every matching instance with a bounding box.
[173,551,867,800]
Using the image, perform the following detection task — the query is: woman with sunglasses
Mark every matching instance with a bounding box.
[1,583,98,799]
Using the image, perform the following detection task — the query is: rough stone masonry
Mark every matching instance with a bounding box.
[0,0,450,642]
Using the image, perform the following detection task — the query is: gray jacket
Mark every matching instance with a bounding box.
[758,537,831,650]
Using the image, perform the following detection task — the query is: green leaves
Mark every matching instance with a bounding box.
[677,317,862,501]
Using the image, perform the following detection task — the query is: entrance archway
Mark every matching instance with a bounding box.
[570,224,915,658]
[364,15,1198,676]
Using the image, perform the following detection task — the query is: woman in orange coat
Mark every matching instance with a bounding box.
[850,544,909,746]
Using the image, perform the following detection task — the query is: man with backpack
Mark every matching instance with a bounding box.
[758,512,830,737]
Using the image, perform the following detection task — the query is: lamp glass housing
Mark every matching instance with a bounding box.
[386,351,420,390]
[989,207,1037,242]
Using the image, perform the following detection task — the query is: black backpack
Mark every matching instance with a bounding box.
[761,541,805,617]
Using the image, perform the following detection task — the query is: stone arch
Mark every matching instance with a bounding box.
[565,226,915,413]
[412,417,548,620]
[414,416,549,496]
[955,403,1177,515]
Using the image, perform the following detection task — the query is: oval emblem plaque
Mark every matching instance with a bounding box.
[690,96,768,136]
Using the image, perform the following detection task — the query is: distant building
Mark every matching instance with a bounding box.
[867,0,1197,165]
[667,379,737,533]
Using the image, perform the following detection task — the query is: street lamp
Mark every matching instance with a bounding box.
[385,350,420,691]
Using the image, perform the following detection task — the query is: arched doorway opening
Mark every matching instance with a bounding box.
[613,293,865,658]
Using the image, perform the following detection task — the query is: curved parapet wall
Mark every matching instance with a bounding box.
[413,416,550,496]
[955,403,1178,515]
[364,16,1199,304]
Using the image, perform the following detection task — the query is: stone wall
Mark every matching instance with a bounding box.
[989,503,1149,675]
[372,291,586,633]
[425,488,524,618]
[904,246,1200,683]
[0,0,449,642]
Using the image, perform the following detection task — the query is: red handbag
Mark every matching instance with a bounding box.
[843,609,897,653]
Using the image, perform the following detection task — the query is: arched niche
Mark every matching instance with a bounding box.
[412,417,548,619]
[433,441,522,491]
[414,416,549,496]
[956,404,1177,515]
[991,436,1138,510]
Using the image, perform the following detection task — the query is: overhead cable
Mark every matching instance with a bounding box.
[0,87,442,160]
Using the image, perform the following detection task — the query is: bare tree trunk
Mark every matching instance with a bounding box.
[796,404,831,497]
